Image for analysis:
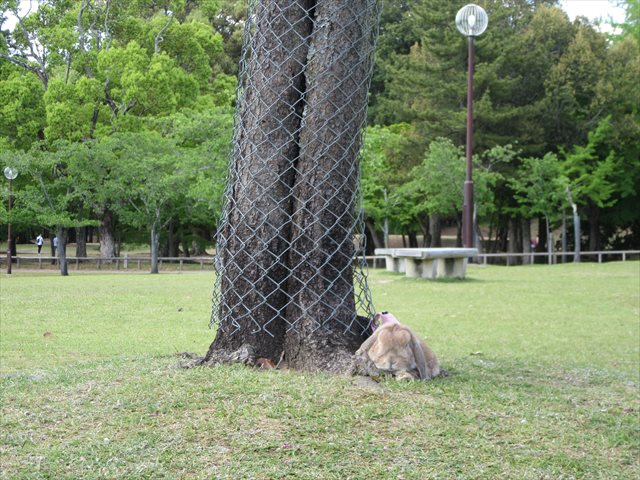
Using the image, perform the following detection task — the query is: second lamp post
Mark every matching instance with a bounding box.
[456,4,488,248]
[4,166,18,274]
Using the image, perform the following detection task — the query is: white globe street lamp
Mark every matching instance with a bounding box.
[456,4,488,249]
[4,166,18,274]
[456,4,488,37]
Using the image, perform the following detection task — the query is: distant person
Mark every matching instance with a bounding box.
[36,234,44,255]
[51,235,59,265]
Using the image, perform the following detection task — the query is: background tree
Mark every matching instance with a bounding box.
[361,124,409,250]
[105,132,186,273]
[1,0,236,260]
[562,117,626,252]
[510,153,565,262]
[13,141,97,275]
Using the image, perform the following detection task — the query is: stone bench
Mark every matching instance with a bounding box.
[374,248,478,279]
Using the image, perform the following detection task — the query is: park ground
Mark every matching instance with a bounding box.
[0,262,638,479]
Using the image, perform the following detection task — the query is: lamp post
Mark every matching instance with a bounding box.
[4,166,18,274]
[456,4,488,248]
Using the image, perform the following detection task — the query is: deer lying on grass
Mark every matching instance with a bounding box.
[354,312,440,381]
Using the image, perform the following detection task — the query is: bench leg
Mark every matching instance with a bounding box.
[434,258,467,278]
[405,259,422,278]
[384,256,396,272]
[386,256,406,273]
[453,258,468,278]
[420,259,436,279]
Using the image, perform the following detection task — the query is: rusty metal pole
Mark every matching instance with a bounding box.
[463,35,475,249]
[6,177,12,274]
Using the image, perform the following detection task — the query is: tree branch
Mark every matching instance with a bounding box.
[154,13,174,54]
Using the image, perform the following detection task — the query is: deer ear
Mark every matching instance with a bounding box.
[355,328,381,356]
[371,312,381,332]
[410,337,428,380]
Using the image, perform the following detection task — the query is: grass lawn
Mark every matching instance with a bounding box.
[1,263,638,479]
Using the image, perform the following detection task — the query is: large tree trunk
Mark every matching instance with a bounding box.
[203,0,314,364]
[284,0,373,372]
[99,209,116,260]
[204,0,377,373]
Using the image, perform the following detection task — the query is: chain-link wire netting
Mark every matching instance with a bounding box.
[210,0,379,337]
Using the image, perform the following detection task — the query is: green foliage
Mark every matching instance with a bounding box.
[510,152,565,222]
[563,116,623,210]
[614,0,640,44]
[0,71,46,150]
[104,132,185,229]
[13,141,97,230]
[398,138,504,224]
[361,124,409,226]
[364,0,639,249]
[404,138,465,220]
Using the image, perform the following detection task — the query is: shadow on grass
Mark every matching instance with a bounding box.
[370,271,489,283]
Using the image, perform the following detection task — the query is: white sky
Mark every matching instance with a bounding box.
[559,0,626,32]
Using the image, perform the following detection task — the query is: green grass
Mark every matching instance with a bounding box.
[1,263,639,479]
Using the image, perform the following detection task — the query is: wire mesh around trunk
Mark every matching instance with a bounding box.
[210,0,379,337]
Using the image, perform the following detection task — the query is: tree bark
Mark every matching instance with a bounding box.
[521,218,531,265]
[150,217,160,274]
[284,0,374,372]
[587,204,601,252]
[536,216,546,253]
[544,214,553,265]
[203,0,377,373]
[561,209,567,263]
[429,214,442,247]
[364,218,383,254]
[417,213,431,248]
[57,227,69,276]
[75,226,87,258]
[167,220,179,258]
[407,231,418,248]
[204,0,314,363]
[99,209,116,260]
[507,218,517,266]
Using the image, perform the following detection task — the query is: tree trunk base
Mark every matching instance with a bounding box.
[196,342,358,376]
[187,344,449,384]
[199,343,258,367]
